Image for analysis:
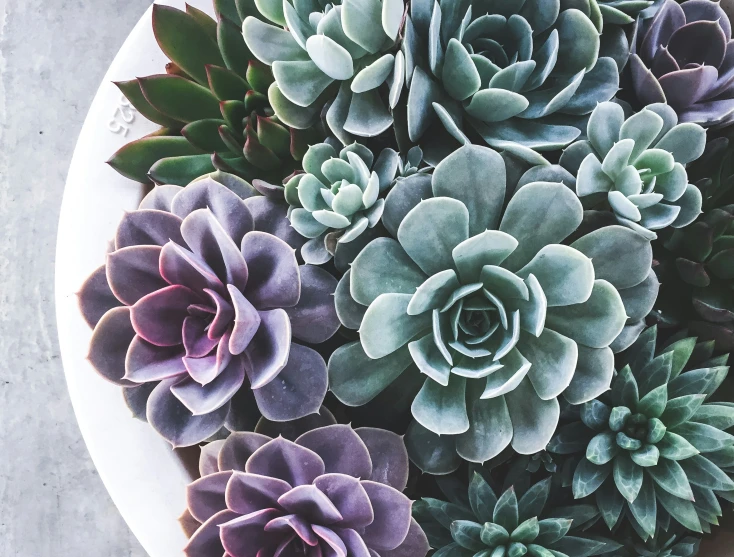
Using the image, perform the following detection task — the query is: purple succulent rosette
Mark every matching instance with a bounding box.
[183,424,429,557]
[78,174,341,447]
[630,0,734,127]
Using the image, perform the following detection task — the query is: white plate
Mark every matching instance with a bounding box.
[55,2,211,556]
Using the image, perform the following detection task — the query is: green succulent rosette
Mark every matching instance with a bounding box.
[402,0,624,165]
[108,2,323,186]
[329,145,658,474]
[242,0,405,144]
[414,474,616,557]
[617,528,701,557]
[549,326,734,540]
[285,142,405,264]
[560,102,705,240]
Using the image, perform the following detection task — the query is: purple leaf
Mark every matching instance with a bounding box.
[312,525,348,557]
[640,0,686,64]
[277,484,344,524]
[264,514,318,546]
[183,509,237,557]
[286,265,340,344]
[139,184,182,211]
[220,508,281,557]
[667,21,727,68]
[245,196,307,250]
[146,377,230,447]
[124,335,187,383]
[245,437,325,486]
[78,264,121,329]
[185,470,233,523]
[198,439,225,476]
[87,307,136,386]
[182,316,219,358]
[252,343,327,422]
[313,474,375,529]
[171,357,245,415]
[245,309,292,389]
[630,54,667,106]
[681,0,731,38]
[297,425,372,479]
[219,432,271,472]
[225,471,291,515]
[356,428,410,491]
[106,245,167,306]
[338,528,372,557]
[241,231,300,310]
[160,241,225,295]
[183,334,233,385]
[658,65,718,110]
[131,285,201,346]
[228,285,262,355]
[115,209,185,249]
[360,481,412,551]
[203,288,235,340]
[378,518,430,557]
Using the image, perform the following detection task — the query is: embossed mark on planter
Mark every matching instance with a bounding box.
[107,94,136,136]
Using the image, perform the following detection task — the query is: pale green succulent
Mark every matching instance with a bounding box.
[402,0,624,165]
[242,0,405,144]
[549,327,734,540]
[599,0,654,24]
[329,144,659,474]
[285,142,401,264]
[561,102,705,240]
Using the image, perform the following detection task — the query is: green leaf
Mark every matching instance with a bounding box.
[218,17,253,78]
[465,88,529,122]
[397,198,470,276]
[352,54,395,93]
[149,154,216,186]
[680,454,734,491]
[254,0,285,25]
[350,237,426,306]
[637,384,668,418]
[360,293,432,359]
[554,9,600,75]
[621,108,665,162]
[243,17,308,66]
[517,244,594,307]
[657,431,700,461]
[608,406,632,432]
[494,487,520,532]
[481,522,510,547]
[517,478,551,523]
[648,459,695,500]
[628,475,657,540]
[205,65,251,101]
[662,395,706,428]
[548,536,606,557]
[654,484,703,533]
[520,328,578,400]
[342,0,387,54]
[115,80,182,128]
[595,481,625,529]
[613,454,643,502]
[139,75,222,123]
[328,341,412,406]
[655,123,707,165]
[405,420,462,475]
[451,520,484,551]
[305,34,355,81]
[535,518,572,546]
[500,182,583,271]
[247,60,275,95]
[107,136,201,183]
[545,280,626,349]
[587,101,624,157]
[672,421,734,453]
[548,422,595,454]
[152,5,225,85]
[469,471,497,523]
[572,459,611,498]
[442,39,481,101]
[412,374,470,435]
[457,390,514,463]
[586,432,619,465]
[511,517,539,544]
[505,378,560,454]
[580,400,611,431]
[692,404,734,430]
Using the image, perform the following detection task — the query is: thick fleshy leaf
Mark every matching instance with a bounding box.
[521,328,578,400]
[517,244,594,307]
[360,293,432,359]
[244,308,291,389]
[356,428,410,491]
[412,375,470,436]
[505,377,560,455]
[297,424,372,478]
[361,481,413,551]
[284,265,339,344]
[88,307,137,386]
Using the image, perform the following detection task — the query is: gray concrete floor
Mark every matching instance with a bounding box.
[0,1,150,555]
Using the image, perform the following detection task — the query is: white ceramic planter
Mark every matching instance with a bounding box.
[55,2,211,556]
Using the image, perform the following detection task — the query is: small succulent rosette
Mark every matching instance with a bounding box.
[330,145,659,474]
[629,0,734,129]
[109,3,324,187]
[549,326,734,539]
[183,423,429,557]
[284,142,408,264]
[402,0,623,164]
[242,0,405,143]
[414,474,617,557]
[561,102,705,240]
[78,173,341,447]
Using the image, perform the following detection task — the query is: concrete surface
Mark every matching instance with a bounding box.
[0,1,150,555]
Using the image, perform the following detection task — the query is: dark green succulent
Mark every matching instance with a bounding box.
[401,0,624,165]
[414,474,615,557]
[549,326,734,540]
[108,2,322,186]
[615,529,701,557]
[598,0,654,24]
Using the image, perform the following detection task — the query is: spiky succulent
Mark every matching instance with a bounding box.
[77,173,340,446]
[560,102,705,240]
[183,424,429,557]
[242,0,405,144]
[549,327,734,540]
[628,0,734,129]
[329,145,658,474]
[652,137,734,352]
[414,474,613,557]
[285,142,401,264]
[402,0,623,164]
[109,2,323,186]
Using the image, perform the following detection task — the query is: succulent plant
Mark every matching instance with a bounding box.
[77,173,341,446]
[652,137,734,352]
[548,326,734,539]
[618,529,701,557]
[414,474,613,557]
[242,0,405,145]
[329,145,658,474]
[284,141,401,264]
[402,0,623,164]
[560,102,705,240]
[108,2,324,186]
[183,424,429,557]
[627,0,734,129]
[599,0,655,24]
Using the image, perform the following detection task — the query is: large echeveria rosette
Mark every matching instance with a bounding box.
[402,0,623,164]
[560,102,705,240]
[549,327,734,540]
[242,0,405,144]
[329,145,659,474]
[628,0,734,129]
[78,174,341,447]
[414,474,615,557]
[183,424,429,557]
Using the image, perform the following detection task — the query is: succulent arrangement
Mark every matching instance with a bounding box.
[78,0,734,554]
